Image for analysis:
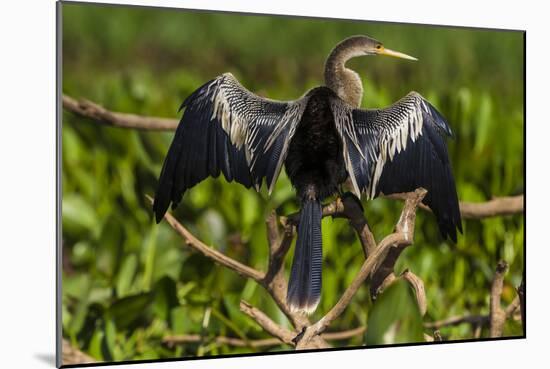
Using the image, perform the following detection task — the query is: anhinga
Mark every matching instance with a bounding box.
[153,35,462,314]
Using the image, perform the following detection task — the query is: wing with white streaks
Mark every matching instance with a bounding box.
[153,73,310,222]
[330,92,462,241]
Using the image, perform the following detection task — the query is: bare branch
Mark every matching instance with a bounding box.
[263,211,293,283]
[146,195,265,283]
[505,295,520,317]
[384,193,523,219]
[460,196,524,218]
[368,268,427,317]
[401,269,427,316]
[370,272,397,301]
[368,194,430,303]
[239,300,296,345]
[425,315,489,329]
[63,94,178,131]
[163,334,282,348]
[322,326,366,340]
[163,326,366,348]
[265,210,280,251]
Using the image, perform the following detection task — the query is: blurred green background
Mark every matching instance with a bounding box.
[61,2,524,363]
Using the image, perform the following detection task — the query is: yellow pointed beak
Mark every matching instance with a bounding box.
[376,46,418,61]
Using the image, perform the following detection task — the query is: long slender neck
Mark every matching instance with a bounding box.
[324,42,365,108]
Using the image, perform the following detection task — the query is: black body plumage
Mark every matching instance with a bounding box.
[285,87,348,200]
[154,41,462,313]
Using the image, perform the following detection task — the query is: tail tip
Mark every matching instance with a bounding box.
[287,297,321,315]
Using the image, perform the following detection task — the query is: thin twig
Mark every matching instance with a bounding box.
[401,269,427,316]
[239,300,296,346]
[424,315,489,329]
[425,296,520,331]
[145,195,265,282]
[322,326,366,340]
[489,260,509,337]
[505,295,521,318]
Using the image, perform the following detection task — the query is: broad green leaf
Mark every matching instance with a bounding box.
[62,194,99,236]
[152,276,179,321]
[141,225,158,290]
[171,306,201,334]
[104,317,117,359]
[366,280,424,345]
[108,293,153,329]
[116,253,138,297]
[88,330,105,361]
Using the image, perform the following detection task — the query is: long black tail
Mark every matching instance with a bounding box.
[287,198,323,314]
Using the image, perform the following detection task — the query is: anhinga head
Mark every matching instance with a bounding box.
[324,35,417,108]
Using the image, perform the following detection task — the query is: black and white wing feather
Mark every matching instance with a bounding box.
[153,73,310,222]
[331,92,462,241]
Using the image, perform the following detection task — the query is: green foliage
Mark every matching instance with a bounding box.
[366,280,424,345]
[61,2,524,362]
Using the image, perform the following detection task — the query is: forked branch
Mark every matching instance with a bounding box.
[293,188,427,348]
[146,195,329,348]
[425,260,522,339]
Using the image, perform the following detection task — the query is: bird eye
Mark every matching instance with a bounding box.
[376,44,382,49]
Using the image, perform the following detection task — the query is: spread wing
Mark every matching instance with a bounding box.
[331,92,462,241]
[153,72,310,222]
